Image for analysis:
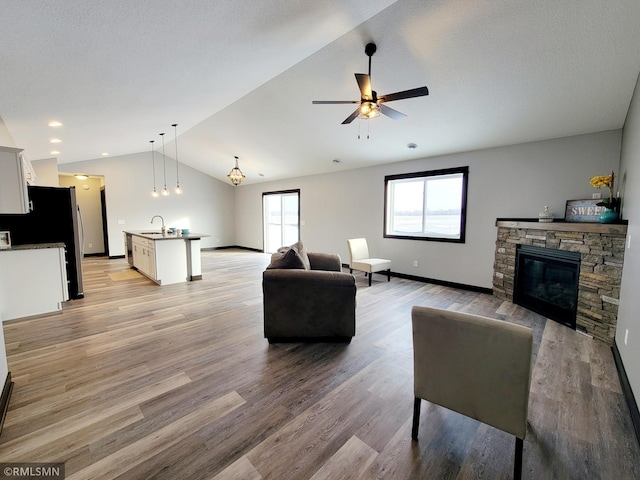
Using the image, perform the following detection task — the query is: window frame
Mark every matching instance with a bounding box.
[383,166,469,243]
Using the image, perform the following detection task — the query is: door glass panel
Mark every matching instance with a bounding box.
[263,191,300,253]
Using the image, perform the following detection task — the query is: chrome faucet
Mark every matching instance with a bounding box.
[151,215,166,235]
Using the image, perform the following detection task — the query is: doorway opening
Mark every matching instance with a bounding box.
[58,174,108,256]
[263,190,300,253]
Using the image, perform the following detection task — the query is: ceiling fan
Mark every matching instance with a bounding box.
[312,42,429,124]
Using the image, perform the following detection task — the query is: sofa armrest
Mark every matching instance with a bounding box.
[308,252,342,272]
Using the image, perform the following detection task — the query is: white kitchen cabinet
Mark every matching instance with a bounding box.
[132,236,156,279]
[0,244,69,321]
[0,146,29,213]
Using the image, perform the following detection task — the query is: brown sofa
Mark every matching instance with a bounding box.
[262,243,356,343]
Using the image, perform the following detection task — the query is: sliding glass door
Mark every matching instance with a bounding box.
[263,190,300,253]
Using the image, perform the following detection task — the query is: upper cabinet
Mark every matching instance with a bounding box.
[0,146,30,213]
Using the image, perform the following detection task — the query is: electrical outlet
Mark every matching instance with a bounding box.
[88,243,93,248]
[118,219,125,225]
[625,329,629,345]
[413,260,419,267]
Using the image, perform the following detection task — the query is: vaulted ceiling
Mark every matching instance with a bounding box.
[2,0,640,184]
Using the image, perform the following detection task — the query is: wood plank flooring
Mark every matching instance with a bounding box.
[1,249,639,479]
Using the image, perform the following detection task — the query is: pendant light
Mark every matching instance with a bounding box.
[150,140,159,197]
[172,123,182,194]
[159,132,169,196]
[227,155,245,186]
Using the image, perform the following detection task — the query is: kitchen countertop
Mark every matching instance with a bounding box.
[0,242,66,252]
[125,231,209,241]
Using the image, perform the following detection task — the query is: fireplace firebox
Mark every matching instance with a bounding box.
[513,245,581,329]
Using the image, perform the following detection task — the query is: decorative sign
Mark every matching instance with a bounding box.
[565,199,606,222]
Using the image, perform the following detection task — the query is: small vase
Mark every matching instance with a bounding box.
[599,208,618,224]
[538,206,553,223]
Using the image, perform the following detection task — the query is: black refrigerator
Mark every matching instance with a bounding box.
[0,185,84,299]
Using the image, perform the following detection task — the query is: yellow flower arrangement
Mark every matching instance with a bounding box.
[589,171,619,211]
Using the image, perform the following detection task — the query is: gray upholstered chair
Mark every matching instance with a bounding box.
[346,238,391,286]
[411,306,533,480]
[263,243,356,343]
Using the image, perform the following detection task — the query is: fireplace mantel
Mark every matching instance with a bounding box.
[494,218,627,344]
[496,218,628,235]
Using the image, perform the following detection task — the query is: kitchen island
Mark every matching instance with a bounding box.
[124,231,208,285]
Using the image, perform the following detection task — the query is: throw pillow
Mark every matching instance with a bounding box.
[266,247,306,270]
[290,241,311,270]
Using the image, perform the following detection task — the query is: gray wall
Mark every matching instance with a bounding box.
[235,129,622,288]
[63,151,236,256]
[617,71,640,403]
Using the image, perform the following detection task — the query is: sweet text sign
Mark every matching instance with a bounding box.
[565,199,607,222]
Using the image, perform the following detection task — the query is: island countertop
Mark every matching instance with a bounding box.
[124,231,209,241]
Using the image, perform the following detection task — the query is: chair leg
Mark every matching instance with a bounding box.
[349,268,353,273]
[369,273,372,286]
[411,397,421,440]
[514,437,523,480]
[387,269,391,281]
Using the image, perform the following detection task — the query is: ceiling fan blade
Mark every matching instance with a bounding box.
[312,100,359,104]
[355,73,372,100]
[380,104,407,121]
[341,108,361,124]
[379,86,429,103]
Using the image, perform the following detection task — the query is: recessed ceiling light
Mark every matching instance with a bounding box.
[407,143,417,150]
[101,152,109,156]
[74,174,88,180]
[50,150,60,155]
[48,121,63,127]
[49,138,62,144]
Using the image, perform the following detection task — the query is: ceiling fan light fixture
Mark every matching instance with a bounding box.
[358,101,380,119]
[228,156,245,186]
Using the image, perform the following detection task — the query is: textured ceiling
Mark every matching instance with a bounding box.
[1,0,640,184]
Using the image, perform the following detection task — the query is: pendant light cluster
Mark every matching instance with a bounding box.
[150,123,183,197]
[227,156,245,186]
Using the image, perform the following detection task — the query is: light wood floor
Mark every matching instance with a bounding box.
[1,249,639,479]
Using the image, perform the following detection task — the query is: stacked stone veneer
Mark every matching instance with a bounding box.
[493,220,627,344]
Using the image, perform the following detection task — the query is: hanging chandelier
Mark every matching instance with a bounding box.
[227,156,245,186]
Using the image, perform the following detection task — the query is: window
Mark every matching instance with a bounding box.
[384,166,468,242]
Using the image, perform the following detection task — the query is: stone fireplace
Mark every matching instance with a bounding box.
[493,219,627,344]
